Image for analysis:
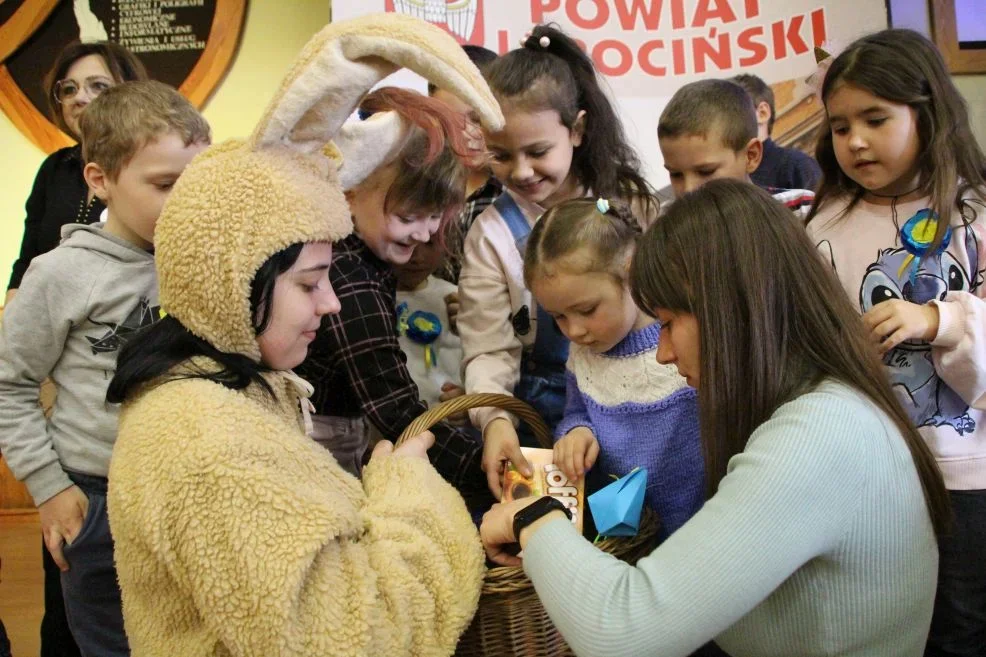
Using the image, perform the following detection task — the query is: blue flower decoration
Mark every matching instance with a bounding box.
[403,310,442,370]
[406,310,442,345]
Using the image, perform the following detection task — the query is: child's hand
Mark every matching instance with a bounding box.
[444,292,460,335]
[482,418,531,498]
[862,300,940,354]
[38,485,89,571]
[553,427,599,482]
[439,382,465,401]
[439,382,469,425]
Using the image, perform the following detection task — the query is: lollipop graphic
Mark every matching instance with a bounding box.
[398,302,443,371]
[898,209,952,285]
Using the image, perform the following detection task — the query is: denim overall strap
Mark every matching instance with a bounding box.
[494,192,532,249]
[494,193,569,367]
[494,193,569,441]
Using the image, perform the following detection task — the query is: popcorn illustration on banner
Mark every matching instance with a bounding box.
[387,0,484,45]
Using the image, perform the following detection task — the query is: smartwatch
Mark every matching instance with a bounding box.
[512,496,572,542]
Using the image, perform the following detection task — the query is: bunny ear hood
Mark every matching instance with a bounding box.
[154,13,504,362]
[249,13,503,156]
[155,142,346,361]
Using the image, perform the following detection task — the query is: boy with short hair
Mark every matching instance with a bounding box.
[732,73,822,191]
[658,78,814,216]
[0,80,210,657]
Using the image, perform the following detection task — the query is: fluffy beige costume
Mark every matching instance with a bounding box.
[107,13,503,656]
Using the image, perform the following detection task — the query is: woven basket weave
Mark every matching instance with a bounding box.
[398,393,660,657]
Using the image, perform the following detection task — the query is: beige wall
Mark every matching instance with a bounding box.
[0,0,331,291]
[888,0,986,146]
[956,76,986,147]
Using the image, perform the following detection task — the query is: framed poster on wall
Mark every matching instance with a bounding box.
[930,0,986,74]
[0,0,247,153]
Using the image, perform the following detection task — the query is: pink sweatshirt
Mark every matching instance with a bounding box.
[457,189,545,431]
[807,194,986,489]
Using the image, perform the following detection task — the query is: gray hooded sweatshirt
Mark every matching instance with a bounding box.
[0,223,158,505]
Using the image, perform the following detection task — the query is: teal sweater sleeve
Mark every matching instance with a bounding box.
[521,381,937,657]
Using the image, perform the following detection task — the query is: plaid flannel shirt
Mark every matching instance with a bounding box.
[295,234,484,492]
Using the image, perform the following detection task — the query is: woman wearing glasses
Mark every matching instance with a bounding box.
[6,42,146,306]
[3,41,145,657]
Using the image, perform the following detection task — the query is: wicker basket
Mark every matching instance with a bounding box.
[398,393,660,657]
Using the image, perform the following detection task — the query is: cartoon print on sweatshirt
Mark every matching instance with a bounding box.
[850,214,982,435]
[86,297,161,354]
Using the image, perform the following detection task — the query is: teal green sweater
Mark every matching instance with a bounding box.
[523,381,938,656]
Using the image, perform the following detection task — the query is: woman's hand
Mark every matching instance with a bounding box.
[862,300,940,354]
[480,497,567,567]
[371,430,435,460]
[480,497,539,566]
[482,418,531,498]
[553,427,599,482]
[38,485,89,571]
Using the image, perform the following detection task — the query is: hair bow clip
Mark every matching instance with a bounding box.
[596,198,610,214]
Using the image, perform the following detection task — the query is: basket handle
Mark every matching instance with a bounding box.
[397,393,553,449]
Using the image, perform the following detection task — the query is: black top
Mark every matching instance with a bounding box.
[8,145,104,290]
[751,138,822,193]
[295,234,485,493]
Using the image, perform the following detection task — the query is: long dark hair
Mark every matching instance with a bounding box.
[631,179,950,536]
[46,41,148,136]
[808,29,986,254]
[107,244,305,403]
[483,24,658,217]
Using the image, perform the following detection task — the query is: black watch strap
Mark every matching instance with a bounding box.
[513,495,572,542]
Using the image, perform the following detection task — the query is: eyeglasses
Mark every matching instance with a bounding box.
[53,76,114,104]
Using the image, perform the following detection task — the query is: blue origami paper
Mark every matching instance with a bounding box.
[588,468,648,537]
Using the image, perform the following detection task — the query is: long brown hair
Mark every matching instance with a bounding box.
[807,29,986,253]
[631,179,950,536]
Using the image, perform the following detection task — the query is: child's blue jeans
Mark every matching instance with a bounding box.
[925,489,986,657]
[61,472,129,657]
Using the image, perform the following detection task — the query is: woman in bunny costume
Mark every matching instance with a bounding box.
[103,13,503,656]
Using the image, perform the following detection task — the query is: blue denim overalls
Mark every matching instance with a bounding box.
[494,193,569,445]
